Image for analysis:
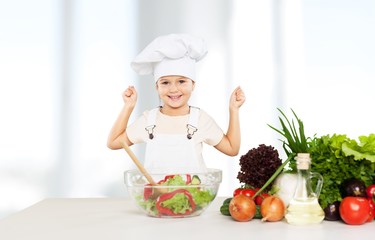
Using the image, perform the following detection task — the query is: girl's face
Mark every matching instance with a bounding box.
[156,75,195,114]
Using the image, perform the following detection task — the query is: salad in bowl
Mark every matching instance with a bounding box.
[124,168,222,218]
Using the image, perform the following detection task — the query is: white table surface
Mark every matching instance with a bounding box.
[0,197,373,240]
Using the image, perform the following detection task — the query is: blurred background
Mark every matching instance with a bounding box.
[0,0,374,219]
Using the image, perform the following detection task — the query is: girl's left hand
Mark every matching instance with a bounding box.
[230,86,246,109]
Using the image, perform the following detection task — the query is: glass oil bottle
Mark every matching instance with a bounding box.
[285,153,325,225]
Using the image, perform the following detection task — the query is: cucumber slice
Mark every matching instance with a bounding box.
[191,175,201,185]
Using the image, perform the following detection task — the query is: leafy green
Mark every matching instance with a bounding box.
[137,195,158,215]
[342,133,375,162]
[310,134,375,209]
[187,187,215,207]
[163,175,186,186]
[160,193,192,214]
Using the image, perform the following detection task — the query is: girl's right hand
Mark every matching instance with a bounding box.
[122,86,137,107]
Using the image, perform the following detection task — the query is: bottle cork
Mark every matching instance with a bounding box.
[296,153,311,170]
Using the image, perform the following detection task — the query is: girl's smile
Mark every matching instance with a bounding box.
[168,94,182,101]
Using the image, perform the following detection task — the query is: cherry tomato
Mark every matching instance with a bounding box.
[241,189,256,198]
[233,188,256,198]
[255,193,270,205]
[339,197,370,225]
[229,194,256,222]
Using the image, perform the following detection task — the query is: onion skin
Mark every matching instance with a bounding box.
[260,196,286,222]
[229,195,256,222]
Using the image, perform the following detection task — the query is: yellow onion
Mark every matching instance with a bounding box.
[229,194,257,222]
[261,196,285,222]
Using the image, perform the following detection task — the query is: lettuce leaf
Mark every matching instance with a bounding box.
[162,175,186,186]
[342,133,375,162]
[188,187,215,207]
[160,193,192,214]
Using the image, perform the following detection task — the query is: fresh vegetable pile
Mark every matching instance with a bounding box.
[269,109,375,225]
[136,174,216,217]
[220,108,375,225]
[309,134,375,209]
[220,188,285,222]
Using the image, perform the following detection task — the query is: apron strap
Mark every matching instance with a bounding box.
[187,106,200,139]
[145,107,159,139]
[145,106,200,140]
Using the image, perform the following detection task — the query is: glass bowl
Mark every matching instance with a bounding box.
[124,168,222,218]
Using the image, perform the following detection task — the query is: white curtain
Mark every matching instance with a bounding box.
[1,0,374,219]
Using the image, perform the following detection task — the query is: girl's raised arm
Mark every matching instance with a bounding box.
[214,86,246,156]
[107,86,137,149]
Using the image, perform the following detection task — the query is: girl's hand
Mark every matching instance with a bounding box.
[230,86,246,110]
[122,86,137,107]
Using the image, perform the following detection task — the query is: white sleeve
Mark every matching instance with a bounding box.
[199,110,224,146]
[126,111,149,144]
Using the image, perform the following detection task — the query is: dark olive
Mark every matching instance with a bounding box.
[340,178,367,198]
[323,201,341,221]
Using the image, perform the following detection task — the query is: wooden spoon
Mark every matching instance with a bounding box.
[121,140,167,198]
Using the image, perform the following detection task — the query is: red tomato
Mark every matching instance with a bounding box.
[233,188,243,197]
[255,193,270,205]
[339,197,371,225]
[229,194,256,222]
[233,188,256,198]
[233,188,258,199]
[241,189,256,198]
[366,184,375,199]
[367,198,375,222]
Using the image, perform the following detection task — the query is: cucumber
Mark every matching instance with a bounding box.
[254,205,262,219]
[191,175,201,185]
[220,204,231,216]
[220,198,233,216]
[223,197,232,205]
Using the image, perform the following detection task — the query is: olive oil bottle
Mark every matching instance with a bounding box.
[285,153,325,225]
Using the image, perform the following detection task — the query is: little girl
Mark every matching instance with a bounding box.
[107,33,246,174]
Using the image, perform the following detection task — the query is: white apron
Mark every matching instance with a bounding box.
[143,106,207,174]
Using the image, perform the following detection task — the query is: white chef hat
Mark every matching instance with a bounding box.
[131,33,208,82]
